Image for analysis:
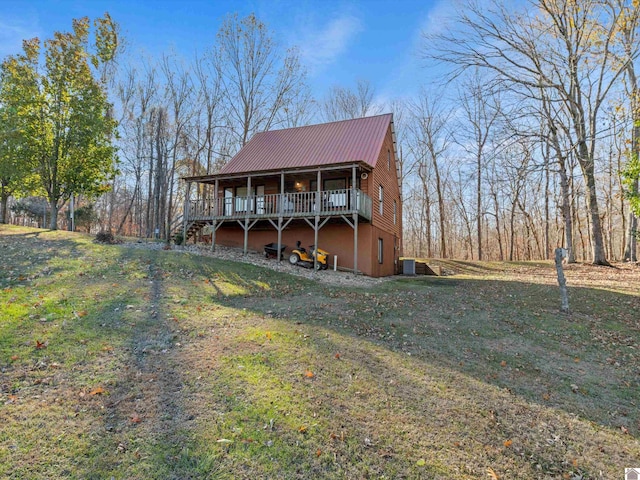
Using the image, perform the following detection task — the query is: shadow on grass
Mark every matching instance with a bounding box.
[199,267,640,435]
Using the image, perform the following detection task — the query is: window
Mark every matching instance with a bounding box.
[378,238,384,264]
[378,185,384,215]
[235,186,248,212]
[387,149,391,170]
[311,178,347,207]
[393,200,397,225]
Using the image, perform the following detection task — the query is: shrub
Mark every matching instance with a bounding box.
[94,230,121,244]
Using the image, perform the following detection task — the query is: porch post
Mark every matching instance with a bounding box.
[314,169,321,269]
[244,176,252,256]
[212,179,219,252]
[352,165,358,275]
[183,181,191,246]
[278,172,284,262]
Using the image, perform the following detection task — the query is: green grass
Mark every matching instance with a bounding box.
[1,225,639,479]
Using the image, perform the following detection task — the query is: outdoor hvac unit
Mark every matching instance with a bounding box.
[403,259,416,275]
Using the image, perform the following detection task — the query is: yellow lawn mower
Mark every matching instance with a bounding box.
[289,241,329,270]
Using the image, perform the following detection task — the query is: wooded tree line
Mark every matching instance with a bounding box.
[1,2,639,264]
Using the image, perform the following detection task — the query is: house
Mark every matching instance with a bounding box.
[181,113,402,277]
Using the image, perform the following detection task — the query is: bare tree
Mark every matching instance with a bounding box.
[213,13,307,150]
[613,0,640,261]
[321,79,383,122]
[425,0,634,265]
[161,54,194,242]
[456,74,500,261]
[407,91,452,257]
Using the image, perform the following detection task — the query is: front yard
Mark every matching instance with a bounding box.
[1,225,638,479]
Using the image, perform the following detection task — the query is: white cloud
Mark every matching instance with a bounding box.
[296,13,363,74]
[0,18,40,59]
[418,0,459,40]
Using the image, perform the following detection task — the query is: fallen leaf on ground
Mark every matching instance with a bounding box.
[89,387,105,395]
[35,340,46,349]
[487,466,499,479]
[503,439,512,447]
[416,459,426,466]
[304,370,314,378]
[500,360,507,367]
[216,439,233,443]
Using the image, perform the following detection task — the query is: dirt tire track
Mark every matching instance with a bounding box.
[104,256,196,478]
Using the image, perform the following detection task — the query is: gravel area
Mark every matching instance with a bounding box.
[122,240,390,288]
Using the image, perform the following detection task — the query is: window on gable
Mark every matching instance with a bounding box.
[378,238,383,264]
[387,149,391,170]
[393,200,397,225]
[378,185,384,216]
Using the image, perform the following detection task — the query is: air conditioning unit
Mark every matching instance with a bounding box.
[403,259,416,275]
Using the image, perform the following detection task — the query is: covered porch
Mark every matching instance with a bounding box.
[182,162,373,273]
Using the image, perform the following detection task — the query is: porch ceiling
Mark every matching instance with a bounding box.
[183,162,371,185]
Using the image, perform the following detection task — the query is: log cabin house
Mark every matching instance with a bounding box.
[181,113,402,277]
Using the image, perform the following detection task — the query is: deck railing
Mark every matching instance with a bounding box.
[188,189,372,222]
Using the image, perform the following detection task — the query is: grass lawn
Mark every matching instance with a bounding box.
[1,224,639,479]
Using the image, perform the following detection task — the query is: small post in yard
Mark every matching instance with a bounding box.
[554,247,570,313]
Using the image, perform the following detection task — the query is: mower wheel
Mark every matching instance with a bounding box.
[289,253,300,265]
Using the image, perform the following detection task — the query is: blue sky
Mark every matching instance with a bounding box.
[0,0,454,103]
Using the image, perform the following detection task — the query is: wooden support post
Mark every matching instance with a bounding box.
[212,179,219,251]
[314,170,321,270]
[555,248,570,313]
[278,172,284,262]
[244,176,252,256]
[211,220,217,249]
[183,181,191,246]
[352,165,358,275]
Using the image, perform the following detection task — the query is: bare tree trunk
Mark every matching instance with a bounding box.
[0,189,9,224]
[579,147,610,265]
[476,150,482,261]
[145,109,156,238]
[555,248,570,313]
[49,199,58,230]
[544,143,551,259]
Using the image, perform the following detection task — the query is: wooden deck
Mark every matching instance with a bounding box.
[186,189,372,223]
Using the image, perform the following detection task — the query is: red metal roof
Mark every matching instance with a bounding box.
[219,114,393,175]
